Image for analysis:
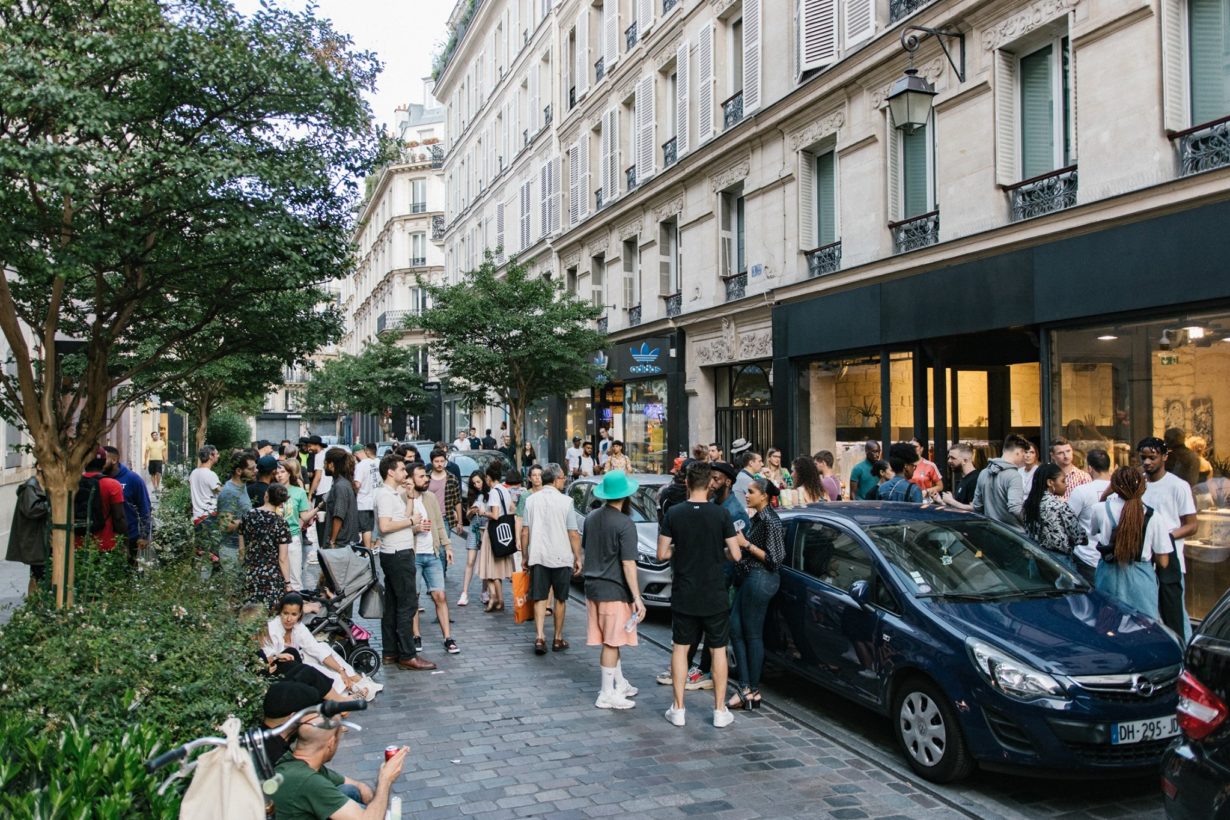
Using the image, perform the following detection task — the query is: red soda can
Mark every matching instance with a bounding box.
[385,745,400,761]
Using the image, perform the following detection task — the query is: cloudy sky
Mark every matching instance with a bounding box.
[231,0,453,129]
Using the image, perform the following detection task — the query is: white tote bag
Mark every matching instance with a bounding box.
[178,716,265,820]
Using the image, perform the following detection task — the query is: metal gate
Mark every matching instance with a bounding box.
[715,407,775,456]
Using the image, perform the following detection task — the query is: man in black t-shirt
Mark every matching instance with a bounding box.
[657,462,742,729]
[940,443,981,511]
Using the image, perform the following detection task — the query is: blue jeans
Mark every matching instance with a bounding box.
[338,783,364,805]
[729,567,780,691]
[416,552,445,593]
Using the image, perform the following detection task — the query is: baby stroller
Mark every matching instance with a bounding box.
[303,544,382,677]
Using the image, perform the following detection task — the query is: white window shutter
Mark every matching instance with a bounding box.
[521,180,532,250]
[1160,0,1187,131]
[539,161,549,239]
[600,111,613,200]
[568,142,580,225]
[550,154,562,234]
[528,66,539,132]
[507,192,519,254]
[844,0,874,47]
[638,0,653,37]
[609,107,620,198]
[743,0,762,114]
[886,113,901,222]
[637,75,656,179]
[576,9,590,97]
[799,0,837,73]
[798,149,816,250]
[697,23,715,143]
[604,0,619,69]
[578,130,592,219]
[496,200,505,255]
[993,49,1018,185]
[676,40,690,156]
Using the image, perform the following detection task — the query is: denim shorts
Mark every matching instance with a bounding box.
[416,552,445,592]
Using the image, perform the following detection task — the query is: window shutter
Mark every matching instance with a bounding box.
[568,142,580,225]
[798,149,816,249]
[600,110,613,200]
[576,9,590,97]
[605,107,620,199]
[659,225,672,295]
[1189,0,1230,125]
[697,23,715,143]
[993,49,1018,185]
[638,0,653,37]
[886,113,901,222]
[799,0,837,73]
[902,126,929,219]
[817,150,837,245]
[1160,0,1186,130]
[578,131,592,219]
[1019,46,1055,179]
[549,154,562,234]
[844,0,874,47]
[496,200,505,255]
[528,65,539,132]
[623,253,635,308]
[539,161,549,239]
[676,40,690,156]
[520,180,532,250]
[743,0,762,114]
[637,74,656,179]
[604,0,619,69]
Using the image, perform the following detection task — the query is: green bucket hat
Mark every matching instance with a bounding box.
[592,469,639,501]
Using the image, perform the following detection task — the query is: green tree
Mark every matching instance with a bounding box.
[305,337,430,440]
[415,254,605,466]
[304,354,356,439]
[0,0,381,605]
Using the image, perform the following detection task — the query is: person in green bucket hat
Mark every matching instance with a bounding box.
[582,469,647,710]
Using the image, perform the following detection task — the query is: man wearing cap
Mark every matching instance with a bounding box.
[522,463,582,656]
[256,439,275,458]
[565,436,583,475]
[582,470,646,710]
[249,454,279,506]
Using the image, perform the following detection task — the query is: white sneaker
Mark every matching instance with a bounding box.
[457,593,468,607]
[655,670,673,685]
[617,680,638,698]
[664,705,686,727]
[595,691,636,710]
[713,708,735,728]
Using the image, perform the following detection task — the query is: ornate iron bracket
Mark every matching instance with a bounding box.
[900,25,965,83]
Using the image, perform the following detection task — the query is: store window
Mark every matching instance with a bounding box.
[566,391,593,448]
[716,361,773,453]
[1052,310,1230,619]
[624,378,668,473]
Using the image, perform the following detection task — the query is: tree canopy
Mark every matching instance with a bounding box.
[305,336,430,439]
[415,253,606,465]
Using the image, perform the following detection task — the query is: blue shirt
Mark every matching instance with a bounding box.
[218,480,252,551]
[877,476,923,503]
[112,463,152,542]
[720,492,751,534]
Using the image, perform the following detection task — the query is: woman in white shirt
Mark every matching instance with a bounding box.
[1089,467,1173,622]
[265,593,363,696]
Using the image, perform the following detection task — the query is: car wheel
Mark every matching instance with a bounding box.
[891,676,974,783]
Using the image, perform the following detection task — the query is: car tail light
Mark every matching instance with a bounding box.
[1176,669,1228,741]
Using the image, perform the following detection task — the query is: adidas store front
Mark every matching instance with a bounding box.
[593,334,686,475]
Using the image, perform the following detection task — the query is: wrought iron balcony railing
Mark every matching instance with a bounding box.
[627,305,641,327]
[376,309,419,335]
[722,91,744,130]
[663,0,678,13]
[569,86,577,110]
[523,128,529,146]
[664,292,682,318]
[890,0,936,23]
[597,315,608,334]
[1006,165,1078,222]
[431,214,445,241]
[1171,114,1230,177]
[595,187,604,210]
[411,202,427,214]
[626,164,637,190]
[543,104,552,127]
[805,241,842,277]
[428,144,444,169]
[890,210,940,254]
[595,57,605,82]
[723,272,747,302]
[626,21,638,51]
[663,136,677,168]
[410,257,427,267]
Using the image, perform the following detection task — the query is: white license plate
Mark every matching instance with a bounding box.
[1110,715,1180,745]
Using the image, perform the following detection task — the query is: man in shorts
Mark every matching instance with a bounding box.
[582,469,646,710]
[522,463,582,656]
[143,430,166,492]
[657,461,742,728]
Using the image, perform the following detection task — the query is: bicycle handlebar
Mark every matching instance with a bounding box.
[145,745,189,773]
[320,699,366,718]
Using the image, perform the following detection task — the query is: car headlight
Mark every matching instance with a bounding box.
[967,638,1067,702]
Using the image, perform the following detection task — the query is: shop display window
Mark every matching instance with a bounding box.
[624,378,668,473]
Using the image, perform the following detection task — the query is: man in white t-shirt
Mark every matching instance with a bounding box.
[1066,448,1112,586]
[374,455,437,670]
[354,444,379,549]
[597,428,612,466]
[452,429,471,451]
[189,446,221,537]
[1139,436,1197,644]
[565,436,583,474]
[521,463,582,654]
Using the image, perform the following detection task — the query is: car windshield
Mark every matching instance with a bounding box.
[864,519,1086,599]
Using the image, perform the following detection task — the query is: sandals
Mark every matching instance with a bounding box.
[534,638,548,655]
[552,638,569,652]
[727,687,759,710]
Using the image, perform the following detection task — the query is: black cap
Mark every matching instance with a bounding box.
[711,461,739,482]
[308,435,324,446]
[256,439,272,449]
[257,455,279,475]
[263,681,321,719]
[298,437,310,445]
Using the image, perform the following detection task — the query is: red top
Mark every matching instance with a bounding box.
[910,459,943,492]
[76,472,126,551]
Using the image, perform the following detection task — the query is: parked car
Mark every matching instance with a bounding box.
[764,502,1184,782]
[376,440,438,458]
[1161,587,1230,819]
[448,449,512,481]
[567,474,673,608]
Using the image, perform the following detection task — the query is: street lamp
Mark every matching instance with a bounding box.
[887,24,966,133]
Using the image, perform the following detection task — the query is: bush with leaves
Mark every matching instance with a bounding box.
[205,408,252,455]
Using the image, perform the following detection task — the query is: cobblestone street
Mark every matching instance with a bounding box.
[325,539,1163,820]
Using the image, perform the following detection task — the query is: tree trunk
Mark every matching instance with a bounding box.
[44,467,76,608]
[195,412,209,452]
[509,400,525,469]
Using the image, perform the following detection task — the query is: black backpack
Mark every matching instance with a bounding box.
[73,474,108,535]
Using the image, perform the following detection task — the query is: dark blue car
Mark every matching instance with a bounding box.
[765,502,1184,782]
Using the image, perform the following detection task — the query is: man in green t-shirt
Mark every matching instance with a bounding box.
[849,440,882,500]
[271,715,405,820]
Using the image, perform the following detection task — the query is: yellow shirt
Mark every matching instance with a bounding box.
[145,440,167,461]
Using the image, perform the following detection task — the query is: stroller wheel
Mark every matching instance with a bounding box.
[349,646,381,677]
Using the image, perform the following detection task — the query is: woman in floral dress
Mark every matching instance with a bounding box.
[239,483,293,611]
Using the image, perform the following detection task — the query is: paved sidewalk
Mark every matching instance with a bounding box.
[329,560,980,820]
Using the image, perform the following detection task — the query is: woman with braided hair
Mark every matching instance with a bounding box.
[1088,466,1173,621]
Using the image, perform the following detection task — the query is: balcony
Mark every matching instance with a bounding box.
[722,91,744,130]
[890,210,940,254]
[595,187,605,210]
[428,145,444,169]
[664,292,682,318]
[597,316,608,334]
[569,86,576,110]
[626,164,637,190]
[376,309,418,335]
[410,201,427,214]
[543,104,553,127]
[1171,115,1230,177]
[805,241,842,277]
[595,57,605,83]
[523,128,529,147]
[1006,165,1078,222]
[627,305,641,327]
[410,257,427,267]
[662,136,677,168]
[431,214,445,241]
[890,0,936,23]
[663,0,678,12]
[723,272,747,302]
[625,21,638,51]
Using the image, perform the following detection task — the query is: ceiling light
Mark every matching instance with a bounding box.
[1096,334,1118,341]
[1186,326,1206,340]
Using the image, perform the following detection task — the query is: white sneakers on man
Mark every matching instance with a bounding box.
[616,680,639,698]
[595,691,636,710]
[664,705,686,727]
[713,707,735,728]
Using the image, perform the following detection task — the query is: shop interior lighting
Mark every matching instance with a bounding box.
[1096,334,1118,341]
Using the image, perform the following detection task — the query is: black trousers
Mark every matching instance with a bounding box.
[1156,558,1188,643]
[379,550,418,660]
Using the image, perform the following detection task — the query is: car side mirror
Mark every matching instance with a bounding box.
[849,579,872,607]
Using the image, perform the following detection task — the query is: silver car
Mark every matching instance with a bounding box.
[567,474,673,608]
